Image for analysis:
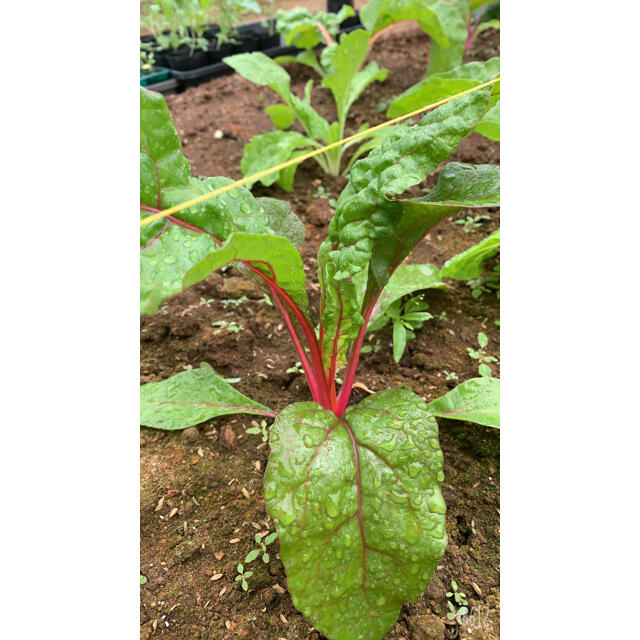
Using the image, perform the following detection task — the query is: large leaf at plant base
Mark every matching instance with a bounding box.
[368,263,447,331]
[222,52,292,102]
[141,363,273,430]
[184,232,309,313]
[140,225,217,315]
[440,228,500,280]
[428,377,499,428]
[387,58,500,118]
[318,90,494,368]
[240,130,313,190]
[140,87,191,246]
[265,389,447,640]
[276,5,355,50]
[257,197,305,249]
[360,0,468,75]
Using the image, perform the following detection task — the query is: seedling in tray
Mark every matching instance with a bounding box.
[140,85,500,640]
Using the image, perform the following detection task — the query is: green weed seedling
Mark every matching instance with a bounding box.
[235,563,253,591]
[245,532,278,564]
[454,213,491,233]
[443,370,459,382]
[246,419,269,442]
[211,320,243,334]
[467,332,498,377]
[386,297,433,363]
[446,580,469,622]
[286,361,304,375]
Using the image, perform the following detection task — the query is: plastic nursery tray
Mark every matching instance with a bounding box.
[145,15,364,91]
[140,66,171,87]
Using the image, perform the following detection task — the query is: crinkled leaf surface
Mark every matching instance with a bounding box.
[440,228,500,280]
[387,58,500,118]
[140,363,273,430]
[256,197,305,249]
[265,388,447,640]
[240,131,313,189]
[428,377,499,428]
[184,232,309,313]
[318,90,494,368]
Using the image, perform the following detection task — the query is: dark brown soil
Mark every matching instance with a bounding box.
[141,24,500,640]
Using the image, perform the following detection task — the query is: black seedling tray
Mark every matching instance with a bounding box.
[142,14,364,93]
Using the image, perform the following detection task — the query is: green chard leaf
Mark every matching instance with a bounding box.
[140,88,301,314]
[367,263,447,331]
[223,52,292,102]
[256,197,305,249]
[428,377,500,428]
[140,87,190,246]
[265,389,447,640]
[240,130,314,190]
[322,30,381,123]
[276,5,355,50]
[266,104,296,130]
[440,228,500,280]
[140,363,273,429]
[318,90,496,368]
[184,232,309,314]
[360,0,468,75]
[387,58,500,118]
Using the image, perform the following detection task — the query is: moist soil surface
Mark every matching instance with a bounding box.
[141,24,500,640]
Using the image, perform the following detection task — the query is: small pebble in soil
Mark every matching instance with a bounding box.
[182,427,200,443]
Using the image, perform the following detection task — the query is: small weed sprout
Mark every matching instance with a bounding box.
[443,370,459,382]
[454,214,491,233]
[446,580,469,622]
[221,296,249,307]
[199,297,215,307]
[286,361,305,375]
[467,332,498,377]
[211,320,244,334]
[235,563,253,591]
[246,419,269,442]
[245,532,278,564]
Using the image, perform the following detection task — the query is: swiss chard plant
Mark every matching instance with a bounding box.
[222,26,392,187]
[140,85,500,640]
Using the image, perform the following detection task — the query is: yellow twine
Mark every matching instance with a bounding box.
[140,76,499,227]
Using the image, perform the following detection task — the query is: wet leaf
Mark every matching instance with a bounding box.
[427,377,500,428]
[440,228,500,280]
[140,363,273,430]
[265,389,447,640]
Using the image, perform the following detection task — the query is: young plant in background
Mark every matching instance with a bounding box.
[467,332,497,377]
[274,4,356,75]
[139,85,500,640]
[222,27,392,187]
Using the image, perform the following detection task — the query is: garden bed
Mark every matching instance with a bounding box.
[141,24,500,640]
